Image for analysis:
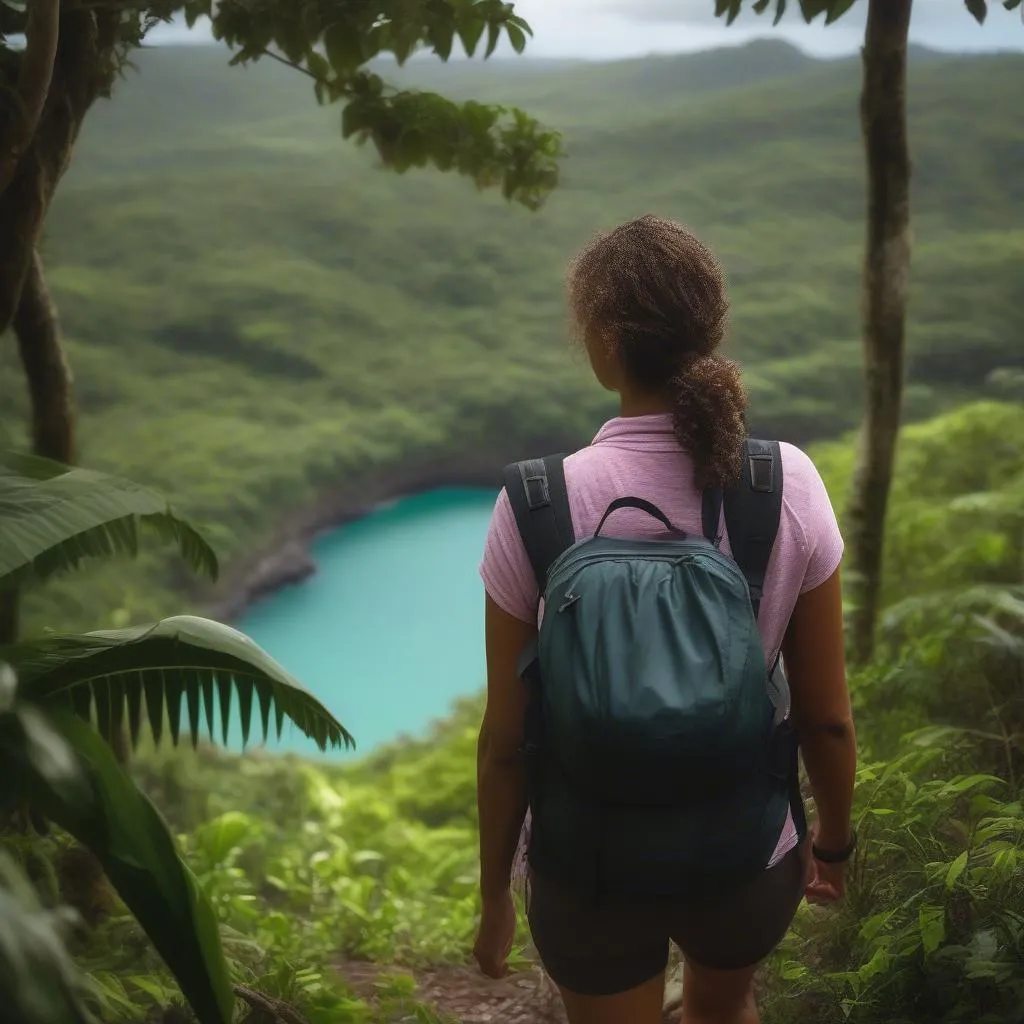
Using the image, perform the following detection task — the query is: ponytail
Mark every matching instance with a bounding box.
[670,353,747,491]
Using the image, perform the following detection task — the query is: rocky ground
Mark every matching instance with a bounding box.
[335,957,685,1024]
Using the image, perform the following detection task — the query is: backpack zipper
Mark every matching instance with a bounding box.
[549,545,738,594]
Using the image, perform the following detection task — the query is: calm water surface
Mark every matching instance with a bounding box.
[230,487,498,759]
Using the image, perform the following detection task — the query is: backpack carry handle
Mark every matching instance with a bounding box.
[594,497,679,537]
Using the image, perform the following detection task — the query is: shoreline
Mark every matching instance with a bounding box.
[201,431,585,624]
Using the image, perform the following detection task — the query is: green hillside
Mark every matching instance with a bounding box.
[3,40,1022,629]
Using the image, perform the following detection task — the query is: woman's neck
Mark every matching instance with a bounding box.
[617,387,674,419]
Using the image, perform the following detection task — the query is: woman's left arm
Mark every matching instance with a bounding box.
[476,593,536,903]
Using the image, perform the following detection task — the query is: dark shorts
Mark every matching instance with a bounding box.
[525,842,808,997]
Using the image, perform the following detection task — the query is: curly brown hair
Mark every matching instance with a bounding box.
[566,214,747,490]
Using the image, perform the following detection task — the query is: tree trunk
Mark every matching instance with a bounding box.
[0,252,70,647]
[845,0,914,666]
[0,9,119,647]
[13,248,75,463]
[0,8,112,327]
[0,0,59,197]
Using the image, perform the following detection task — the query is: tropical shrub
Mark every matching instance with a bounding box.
[0,450,351,1023]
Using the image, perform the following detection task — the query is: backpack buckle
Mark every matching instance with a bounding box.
[520,464,551,510]
[748,453,774,493]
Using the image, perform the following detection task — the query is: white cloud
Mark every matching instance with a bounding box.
[522,0,1022,57]
[148,0,1024,59]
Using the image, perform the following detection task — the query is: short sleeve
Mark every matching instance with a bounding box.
[479,488,539,623]
[783,444,845,594]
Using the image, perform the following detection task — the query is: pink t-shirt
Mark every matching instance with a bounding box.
[478,413,845,877]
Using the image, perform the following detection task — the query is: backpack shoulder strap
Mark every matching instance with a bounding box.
[721,439,783,620]
[501,454,574,593]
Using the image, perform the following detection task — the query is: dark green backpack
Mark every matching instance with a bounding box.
[503,439,806,897]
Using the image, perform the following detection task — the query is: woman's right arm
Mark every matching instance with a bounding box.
[782,565,857,894]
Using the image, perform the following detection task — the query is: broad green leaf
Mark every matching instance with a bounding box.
[456,17,485,55]
[777,960,807,981]
[21,710,236,1024]
[430,18,456,61]
[194,811,257,866]
[0,450,217,589]
[505,22,527,54]
[965,0,988,22]
[942,773,1004,795]
[857,944,892,982]
[798,0,855,21]
[824,0,857,22]
[743,0,790,24]
[918,905,945,955]
[946,850,969,889]
[391,25,420,65]
[859,910,893,942]
[5,614,353,752]
[797,0,830,19]
[0,851,96,1024]
[274,16,309,64]
[506,13,534,39]
[484,21,501,58]
[324,21,363,75]
[306,50,330,82]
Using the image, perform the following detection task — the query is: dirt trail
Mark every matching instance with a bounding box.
[336,957,684,1023]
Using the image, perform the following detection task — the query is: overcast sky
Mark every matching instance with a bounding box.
[151,0,1023,59]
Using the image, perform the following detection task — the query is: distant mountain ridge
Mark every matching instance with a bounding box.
[6,38,1019,630]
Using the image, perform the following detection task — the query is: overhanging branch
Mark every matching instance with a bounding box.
[0,0,61,198]
[257,47,318,81]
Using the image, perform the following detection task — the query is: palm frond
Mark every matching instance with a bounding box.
[0,449,218,589]
[6,615,354,752]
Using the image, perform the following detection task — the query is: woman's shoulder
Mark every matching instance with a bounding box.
[778,440,823,478]
[777,441,835,511]
[775,441,844,587]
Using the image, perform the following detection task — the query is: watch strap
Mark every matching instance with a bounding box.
[812,830,858,864]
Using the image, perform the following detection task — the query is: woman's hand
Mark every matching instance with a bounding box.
[803,826,848,905]
[805,856,846,904]
[473,890,517,979]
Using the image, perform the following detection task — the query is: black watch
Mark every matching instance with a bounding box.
[812,830,857,864]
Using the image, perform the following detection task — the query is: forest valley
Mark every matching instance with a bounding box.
[0,1,1022,1023]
